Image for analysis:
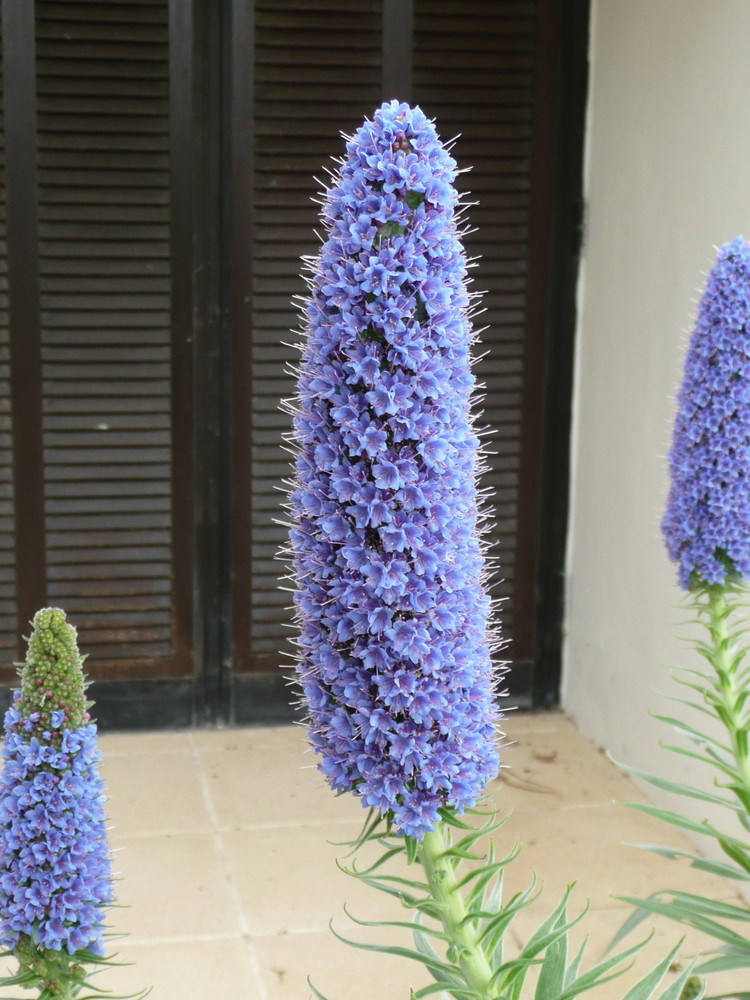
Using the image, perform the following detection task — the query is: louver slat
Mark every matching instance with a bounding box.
[413,1,538,648]
[35,0,181,671]
[242,0,384,672]
[0,11,17,660]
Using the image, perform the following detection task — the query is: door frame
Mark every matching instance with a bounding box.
[222,0,590,721]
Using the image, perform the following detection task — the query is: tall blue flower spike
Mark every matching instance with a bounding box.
[606,240,750,990]
[0,609,123,999]
[286,100,500,839]
[284,105,705,1000]
[663,237,750,589]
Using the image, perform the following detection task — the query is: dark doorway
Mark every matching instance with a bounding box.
[0,0,587,727]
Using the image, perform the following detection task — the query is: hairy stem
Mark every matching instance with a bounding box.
[706,584,750,810]
[419,821,495,1000]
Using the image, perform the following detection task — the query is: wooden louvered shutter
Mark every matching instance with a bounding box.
[412,0,551,674]
[232,0,384,677]
[34,0,191,676]
[0,13,16,660]
[231,0,560,711]
[0,0,194,694]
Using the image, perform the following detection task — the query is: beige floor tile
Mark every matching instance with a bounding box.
[0,936,265,1000]
[221,822,417,936]
[489,802,741,909]
[98,937,265,1000]
[492,717,639,812]
[197,741,370,829]
[107,832,243,942]
[255,929,431,1000]
[99,730,194,755]
[1,713,749,1000]
[501,707,572,736]
[190,722,306,752]
[100,749,213,837]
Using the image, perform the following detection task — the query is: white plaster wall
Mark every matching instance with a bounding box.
[563,0,750,793]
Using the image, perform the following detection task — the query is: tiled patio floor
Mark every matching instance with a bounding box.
[0,711,745,999]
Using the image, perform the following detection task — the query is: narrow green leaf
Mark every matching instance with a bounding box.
[716,834,750,874]
[478,880,543,954]
[651,709,730,748]
[564,938,588,989]
[659,890,750,923]
[344,902,450,941]
[406,835,419,866]
[553,934,653,1000]
[616,894,750,950]
[657,742,737,781]
[625,842,750,882]
[439,843,484,863]
[353,870,431,896]
[480,872,505,920]
[477,904,523,956]
[535,935,567,1000]
[515,886,579,957]
[617,762,741,812]
[622,801,738,845]
[329,921,462,979]
[0,970,39,987]
[460,840,520,898]
[412,926,464,989]
[333,807,382,854]
[697,951,750,975]
[340,844,407,879]
[616,941,683,1000]
[308,976,333,1000]
[410,981,466,1000]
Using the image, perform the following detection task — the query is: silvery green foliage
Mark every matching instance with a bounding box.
[613,583,750,998]
[308,805,703,1000]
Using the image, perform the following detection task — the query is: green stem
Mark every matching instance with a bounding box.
[419,821,495,1000]
[706,585,750,806]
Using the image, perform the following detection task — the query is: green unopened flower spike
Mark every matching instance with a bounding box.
[18,607,91,734]
[0,608,147,1000]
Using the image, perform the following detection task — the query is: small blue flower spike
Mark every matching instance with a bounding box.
[663,237,750,589]
[0,609,112,980]
[287,101,500,839]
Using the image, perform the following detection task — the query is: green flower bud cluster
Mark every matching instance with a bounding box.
[13,934,88,999]
[17,608,90,736]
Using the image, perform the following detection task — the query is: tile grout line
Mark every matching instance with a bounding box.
[109,814,365,841]
[188,733,270,1000]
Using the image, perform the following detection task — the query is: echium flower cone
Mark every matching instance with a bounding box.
[0,608,112,993]
[663,236,750,588]
[608,240,750,991]
[288,100,500,839]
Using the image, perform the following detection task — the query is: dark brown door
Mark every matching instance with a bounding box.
[0,0,584,726]
[0,0,195,726]
[228,0,578,720]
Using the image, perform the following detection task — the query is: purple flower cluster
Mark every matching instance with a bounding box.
[288,101,499,838]
[0,701,111,955]
[663,237,750,588]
